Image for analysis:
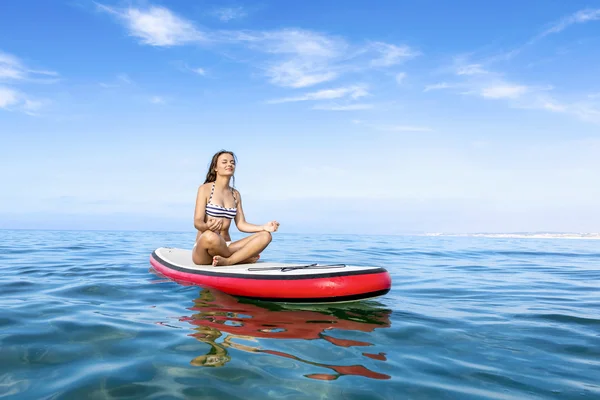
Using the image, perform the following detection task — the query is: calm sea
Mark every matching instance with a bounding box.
[1,229,598,399]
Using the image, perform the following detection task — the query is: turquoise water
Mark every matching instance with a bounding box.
[1,229,599,399]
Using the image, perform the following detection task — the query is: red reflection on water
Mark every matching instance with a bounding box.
[179,288,392,380]
[363,352,387,361]
[322,335,372,347]
[263,349,391,380]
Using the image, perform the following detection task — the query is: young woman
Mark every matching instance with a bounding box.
[192,150,279,266]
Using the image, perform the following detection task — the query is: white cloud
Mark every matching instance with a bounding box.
[424,82,455,92]
[431,37,599,122]
[265,60,338,88]
[99,5,420,89]
[539,8,600,37]
[117,73,132,84]
[267,85,368,103]
[0,86,49,115]
[0,52,20,66]
[98,4,205,46]
[0,87,19,108]
[252,29,345,58]
[150,96,166,104]
[472,81,600,124]
[0,52,26,80]
[313,103,374,111]
[232,28,347,88]
[172,61,208,76]
[0,65,23,80]
[244,34,419,88]
[444,55,491,77]
[571,103,600,124]
[396,72,406,84]
[482,8,600,63]
[545,98,600,124]
[540,99,567,112]
[514,95,600,124]
[0,51,55,115]
[26,69,59,77]
[100,73,133,88]
[212,7,246,22]
[418,10,600,125]
[481,84,529,99]
[456,64,487,76]
[101,8,349,88]
[0,50,58,82]
[369,42,418,67]
[23,99,45,111]
[485,84,600,124]
[424,67,589,121]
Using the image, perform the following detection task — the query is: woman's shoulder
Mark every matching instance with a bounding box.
[198,182,213,193]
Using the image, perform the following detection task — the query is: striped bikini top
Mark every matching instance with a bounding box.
[205,182,238,220]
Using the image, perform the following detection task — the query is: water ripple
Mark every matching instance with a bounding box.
[0,230,599,399]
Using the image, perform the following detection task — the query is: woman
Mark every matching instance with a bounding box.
[192,150,279,266]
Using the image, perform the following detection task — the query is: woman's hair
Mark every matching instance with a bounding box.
[204,150,237,187]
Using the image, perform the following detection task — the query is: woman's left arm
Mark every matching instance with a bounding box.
[234,190,279,233]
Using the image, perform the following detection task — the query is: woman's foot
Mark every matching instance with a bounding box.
[243,255,260,264]
[212,255,231,266]
[212,254,260,266]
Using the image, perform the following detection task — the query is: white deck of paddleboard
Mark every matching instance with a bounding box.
[153,247,381,276]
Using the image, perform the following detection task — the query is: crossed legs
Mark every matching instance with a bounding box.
[192,230,272,266]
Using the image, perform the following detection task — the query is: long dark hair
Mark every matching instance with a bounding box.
[204,150,237,188]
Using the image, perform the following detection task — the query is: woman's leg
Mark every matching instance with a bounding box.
[226,233,258,252]
[192,231,232,265]
[226,232,269,263]
[213,231,272,266]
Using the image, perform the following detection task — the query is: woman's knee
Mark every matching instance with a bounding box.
[199,230,220,248]
[259,231,272,243]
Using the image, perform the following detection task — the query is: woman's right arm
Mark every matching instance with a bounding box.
[194,185,210,232]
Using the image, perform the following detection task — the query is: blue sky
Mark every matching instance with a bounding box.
[1,0,599,234]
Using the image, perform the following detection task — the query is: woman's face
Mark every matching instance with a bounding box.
[215,153,235,176]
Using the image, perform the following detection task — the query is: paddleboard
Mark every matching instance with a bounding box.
[150,247,391,304]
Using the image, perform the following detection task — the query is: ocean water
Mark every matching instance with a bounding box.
[1,229,599,399]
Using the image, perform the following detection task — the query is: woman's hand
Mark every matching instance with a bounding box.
[262,220,280,232]
[207,217,223,232]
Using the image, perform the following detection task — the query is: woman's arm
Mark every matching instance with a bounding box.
[233,190,279,233]
[193,185,212,232]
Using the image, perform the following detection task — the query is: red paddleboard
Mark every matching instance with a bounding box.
[150,247,391,304]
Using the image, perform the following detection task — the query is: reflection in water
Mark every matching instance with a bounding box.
[179,288,392,380]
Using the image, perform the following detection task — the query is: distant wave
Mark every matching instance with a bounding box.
[422,232,600,240]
